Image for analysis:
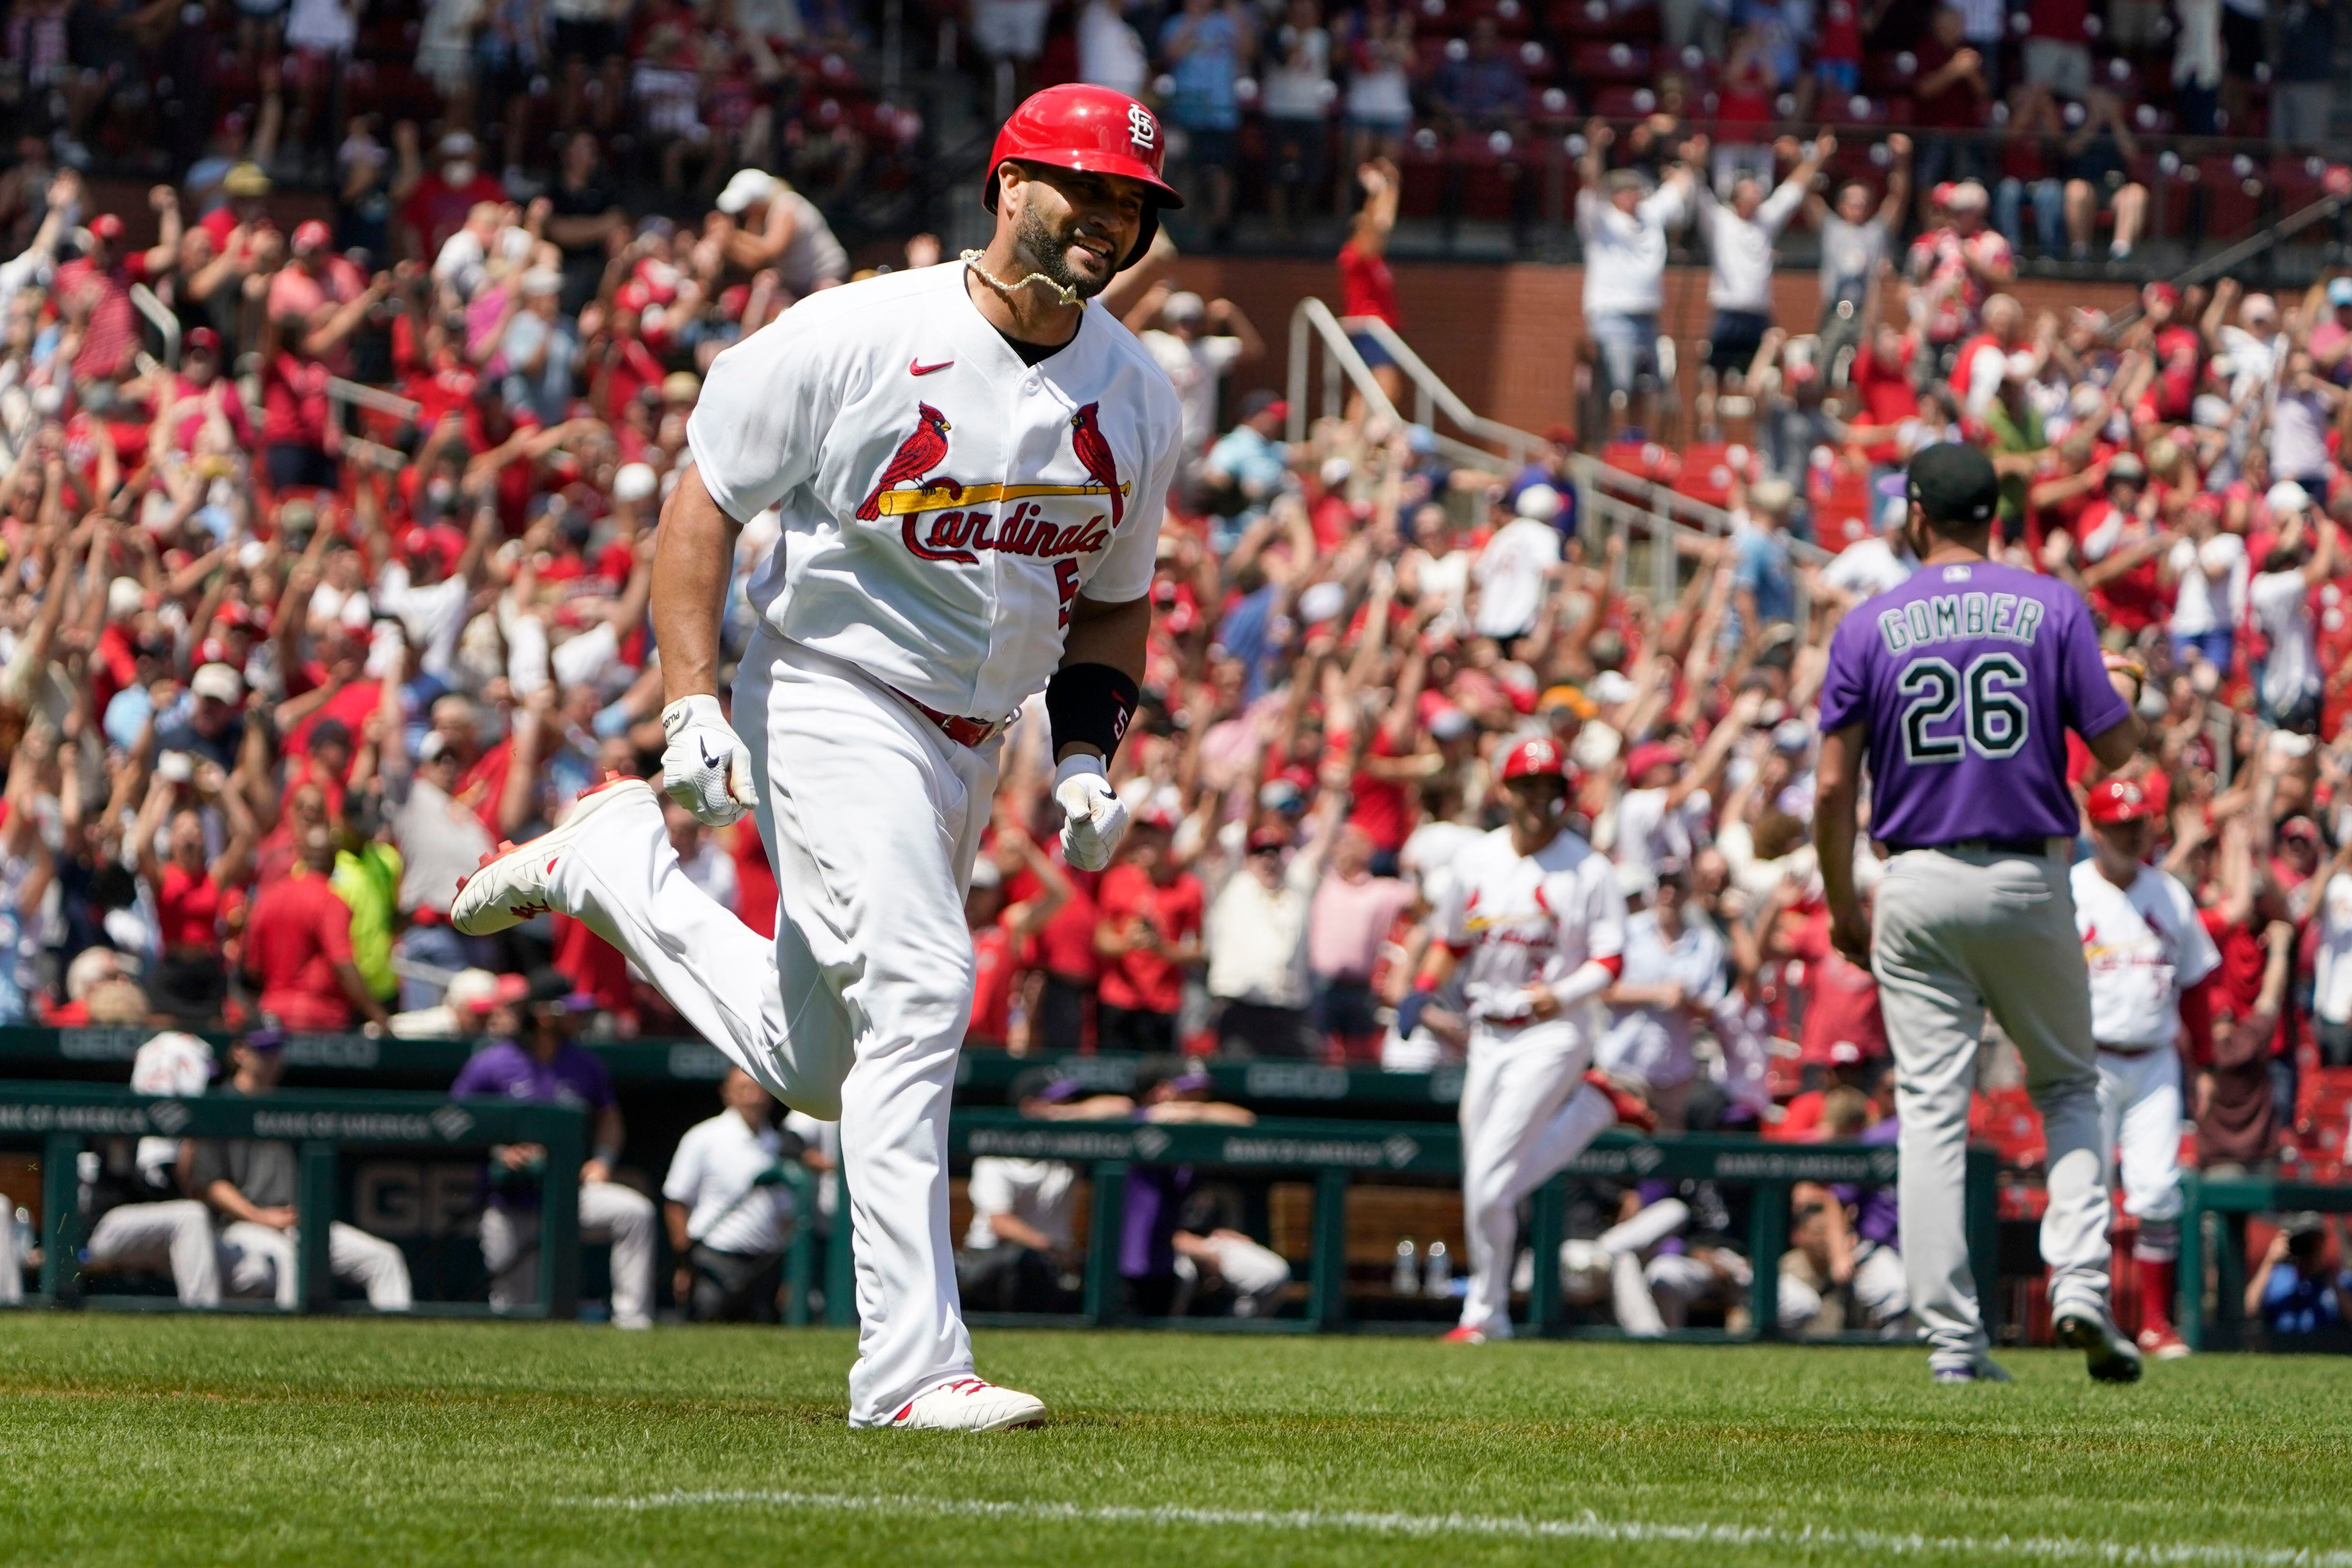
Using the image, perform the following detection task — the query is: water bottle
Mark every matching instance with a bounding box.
[1424,1239,1452,1295]
[1392,1237,1420,1296]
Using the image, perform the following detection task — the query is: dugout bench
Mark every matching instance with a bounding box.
[0,1082,823,1322]
[933,1110,2003,1341]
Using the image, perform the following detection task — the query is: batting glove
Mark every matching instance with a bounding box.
[1053,754,1129,873]
[660,695,759,828]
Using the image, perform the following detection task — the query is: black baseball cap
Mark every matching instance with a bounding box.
[1906,443,1999,528]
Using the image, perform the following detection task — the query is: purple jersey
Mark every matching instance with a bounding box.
[1818,560,2126,847]
[449,1038,617,1111]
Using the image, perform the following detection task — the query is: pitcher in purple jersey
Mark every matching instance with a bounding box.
[1813,442,2149,1386]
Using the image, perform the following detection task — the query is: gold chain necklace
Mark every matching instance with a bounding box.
[961,249,1080,307]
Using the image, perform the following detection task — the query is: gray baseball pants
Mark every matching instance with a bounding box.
[1872,845,2113,1372]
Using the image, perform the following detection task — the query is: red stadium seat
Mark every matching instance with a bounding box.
[1589,84,1661,119]
[1396,128,1450,217]
[1809,457,1876,555]
[2196,154,2266,240]
[1671,441,1752,509]
[1571,41,1652,84]
[1601,437,1680,484]
[1548,0,1617,35]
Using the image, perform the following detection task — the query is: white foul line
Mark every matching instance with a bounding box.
[563,1489,2352,1567]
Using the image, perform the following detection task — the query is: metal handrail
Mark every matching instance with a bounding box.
[1287,296,1410,437]
[327,377,423,422]
[1344,315,1547,470]
[1288,295,1846,631]
[2107,188,2349,332]
[126,283,179,371]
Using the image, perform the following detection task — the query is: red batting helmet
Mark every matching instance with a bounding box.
[983,84,1185,270]
[1500,736,1568,783]
[2085,777,2158,827]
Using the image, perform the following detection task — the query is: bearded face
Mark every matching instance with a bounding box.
[1012,199,1113,302]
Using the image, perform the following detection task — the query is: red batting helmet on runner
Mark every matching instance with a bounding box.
[983,84,1185,269]
[1500,737,1568,783]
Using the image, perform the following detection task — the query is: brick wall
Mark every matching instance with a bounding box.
[1146,257,2144,437]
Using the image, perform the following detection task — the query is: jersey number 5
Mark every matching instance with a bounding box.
[1898,652,2029,764]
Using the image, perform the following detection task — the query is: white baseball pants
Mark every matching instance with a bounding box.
[1872,847,2114,1374]
[84,1200,221,1305]
[549,632,995,1422]
[2096,1046,2185,1258]
[479,1182,656,1328]
[0,1207,20,1304]
[1455,1021,1617,1339]
[217,1220,414,1310]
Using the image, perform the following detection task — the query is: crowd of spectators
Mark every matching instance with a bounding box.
[1044,0,2344,244]
[10,147,2352,1156]
[0,0,2349,1329]
[0,0,2335,264]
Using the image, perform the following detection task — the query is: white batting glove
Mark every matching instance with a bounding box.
[660,695,759,828]
[1053,754,1128,873]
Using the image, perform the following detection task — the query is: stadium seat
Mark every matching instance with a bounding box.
[2196,155,2266,241]
[1571,41,1651,85]
[1671,441,1751,509]
[1809,457,1876,555]
[1589,84,1659,119]
[1600,437,1679,484]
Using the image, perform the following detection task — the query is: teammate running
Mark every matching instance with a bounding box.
[2073,776,2218,1362]
[452,84,1185,1429]
[1402,736,1652,1345]
[1815,442,2147,1383]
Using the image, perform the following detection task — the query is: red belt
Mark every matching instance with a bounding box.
[410,906,448,927]
[890,686,1016,748]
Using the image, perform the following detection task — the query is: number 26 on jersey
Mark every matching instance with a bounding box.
[1897,652,2029,764]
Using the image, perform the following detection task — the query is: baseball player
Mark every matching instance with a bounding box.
[1401,736,1651,1344]
[1815,442,2146,1384]
[453,84,1185,1429]
[2073,776,2218,1362]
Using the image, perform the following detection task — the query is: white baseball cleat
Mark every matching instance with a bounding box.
[884,1377,1047,1431]
[450,774,657,935]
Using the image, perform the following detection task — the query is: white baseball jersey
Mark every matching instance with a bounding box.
[2072,859,2220,1051]
[686,261,1183,720]
[1437,825,1626,1027]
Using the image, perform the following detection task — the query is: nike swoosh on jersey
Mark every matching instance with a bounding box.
[910,358,953,376]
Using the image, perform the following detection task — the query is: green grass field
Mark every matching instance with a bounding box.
[3,1315,2349,1568]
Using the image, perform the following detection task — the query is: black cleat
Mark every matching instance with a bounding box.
[2054,1306,2145,1384]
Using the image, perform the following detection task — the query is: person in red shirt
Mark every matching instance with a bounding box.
[2076,453,2176,635]
[398,131,509,263]
[1091,811,1205,1053]
[1765,879,1888,1091]
[965,825,1073,1051]
[1023,852,1103,1052]
[241,825,389,1032]
[257,267,391,494]
[1846,326,1923,463]
[1335,155,1406,416]
[133,762,259,1025]
[1910,7,1992,197]
[53,191,181,383]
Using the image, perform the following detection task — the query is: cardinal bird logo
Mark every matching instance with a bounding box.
[856,403,960,521]
[1070,403,1122,530]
